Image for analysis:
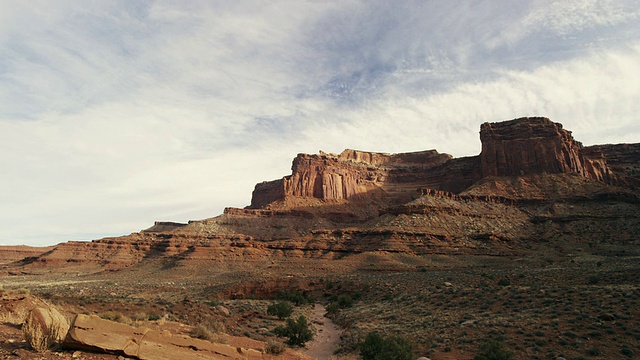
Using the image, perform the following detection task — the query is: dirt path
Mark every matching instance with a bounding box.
[302,304,341,360]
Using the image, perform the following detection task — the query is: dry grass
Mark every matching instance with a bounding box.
[264,339,286,354]
[189,324,228,344]
[98,311,132,325]
[189,324,213,340]
[22,307,69,352]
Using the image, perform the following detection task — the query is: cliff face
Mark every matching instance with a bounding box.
[250,179,286,209]
[283,151,379,200]
[478,117,638,185]
[584,143,640,188]
[480,117,588,177]
[250,117,637,209]
[250,149,454,208]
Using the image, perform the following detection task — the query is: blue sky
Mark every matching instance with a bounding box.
[1,0,639,245]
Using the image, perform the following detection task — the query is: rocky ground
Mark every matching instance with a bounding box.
[2,241,639,359]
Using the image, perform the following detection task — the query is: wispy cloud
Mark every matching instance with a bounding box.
[1,0,638,245]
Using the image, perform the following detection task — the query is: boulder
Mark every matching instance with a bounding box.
[64,314,263,360]
[0,292,50,325]
[22,306,70,352]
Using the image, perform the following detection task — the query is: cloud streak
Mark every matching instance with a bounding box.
[1,0,638,245]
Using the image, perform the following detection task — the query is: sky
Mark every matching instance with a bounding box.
[1,0,639,246]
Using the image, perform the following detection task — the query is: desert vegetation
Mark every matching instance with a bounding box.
[3,247,637,359]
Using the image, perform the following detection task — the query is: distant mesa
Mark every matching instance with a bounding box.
[143,221,188,233]
[250,117,636,209]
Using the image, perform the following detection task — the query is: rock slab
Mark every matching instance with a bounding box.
[64,314,262,360]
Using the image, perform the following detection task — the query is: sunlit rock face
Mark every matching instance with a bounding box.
[480,117,589,177]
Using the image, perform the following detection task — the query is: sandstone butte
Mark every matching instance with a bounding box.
[251,117,631,208]
[1,116,639,271]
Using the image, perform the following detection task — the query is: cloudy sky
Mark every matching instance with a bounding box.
[1,0,639,246]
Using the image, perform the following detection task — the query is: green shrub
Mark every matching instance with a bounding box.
[360,332,385,359]
[586,347,601,356]
[497,279,510,287]
[621,346,634,358]
[360,332,413,360]
[326,302,340,314]
[267,301,293,319]
[276,290,308,306]
[274,315,313,346]
[337,294,354,308]
[474,339,514,360]
[326,293,355,315]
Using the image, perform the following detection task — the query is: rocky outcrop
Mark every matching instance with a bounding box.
[428,155,482,194]
[478,117,628,185]
[0,292,51,325]
[143,221,188,233]
[283,151,378,200]
[250,179,286,209]
[480,117,590,177]
[15,239,151,270]
[250,117,637,210]
[584,143,640,188]
[64,314,263,360]
[251,149,453,208]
